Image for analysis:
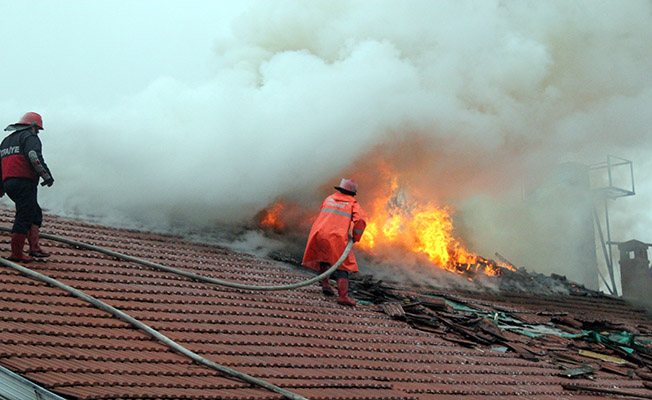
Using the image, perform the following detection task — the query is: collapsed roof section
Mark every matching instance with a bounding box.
[1,208,652,399]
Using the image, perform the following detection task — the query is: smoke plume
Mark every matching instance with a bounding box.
[2,1,651,291]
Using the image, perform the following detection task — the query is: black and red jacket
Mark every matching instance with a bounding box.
[0,126,53,185]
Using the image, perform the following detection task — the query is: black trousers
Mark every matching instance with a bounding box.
[4,178,42,234]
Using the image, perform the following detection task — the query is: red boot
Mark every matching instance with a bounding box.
[8,233,33,263]
[318,263,334,296]
[337,277,356,307]
[27,225,50,258]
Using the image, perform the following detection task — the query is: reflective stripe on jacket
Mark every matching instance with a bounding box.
[302,191,366,273]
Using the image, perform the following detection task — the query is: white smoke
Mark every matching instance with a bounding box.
[1,0,651,290]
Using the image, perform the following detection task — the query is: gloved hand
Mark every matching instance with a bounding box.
[0,190,4,198]
[41,178,54,187]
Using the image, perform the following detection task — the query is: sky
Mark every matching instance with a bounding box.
[1,0,651,291]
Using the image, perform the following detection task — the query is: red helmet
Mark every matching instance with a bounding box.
[17,112,44,130]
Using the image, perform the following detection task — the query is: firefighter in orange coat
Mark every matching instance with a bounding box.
[302,178,366,306]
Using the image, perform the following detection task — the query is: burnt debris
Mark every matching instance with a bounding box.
[348,272,652,395]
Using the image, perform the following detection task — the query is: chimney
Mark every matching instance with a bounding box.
[618,240,652,305]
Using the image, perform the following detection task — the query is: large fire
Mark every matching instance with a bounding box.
[256,172,514,278]
[358,176,513,277]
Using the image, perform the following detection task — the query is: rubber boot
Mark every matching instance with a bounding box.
[337,277,356,306]
[8,233,33,263]
[28,225,50,258]
[318,263,334,296]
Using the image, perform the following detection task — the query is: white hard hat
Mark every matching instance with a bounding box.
[334,178,358,194]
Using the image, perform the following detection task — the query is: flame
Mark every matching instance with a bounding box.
[258,202,287,231]
[256,165,514,278]
[256,201,315,234]
[359,175,513,277]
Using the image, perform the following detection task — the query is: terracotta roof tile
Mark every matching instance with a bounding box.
[3,208,652,399]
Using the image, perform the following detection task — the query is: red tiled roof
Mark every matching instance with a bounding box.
[2,207,652,399]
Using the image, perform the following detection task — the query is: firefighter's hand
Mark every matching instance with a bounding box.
[0,190,4,198]
[41,178,54,187]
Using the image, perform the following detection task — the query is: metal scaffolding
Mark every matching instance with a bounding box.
[589,155,635,295]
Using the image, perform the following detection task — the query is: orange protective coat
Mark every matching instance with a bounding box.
[302,191,366,272]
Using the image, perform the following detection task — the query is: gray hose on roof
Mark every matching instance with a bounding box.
[37,230,354,291]
[0,257,310,400]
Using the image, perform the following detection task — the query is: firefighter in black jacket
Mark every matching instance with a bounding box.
[0,112,54,262]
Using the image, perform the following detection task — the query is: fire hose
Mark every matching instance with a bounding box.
[37,230,354,291]
[0,226,355,400]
